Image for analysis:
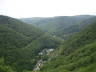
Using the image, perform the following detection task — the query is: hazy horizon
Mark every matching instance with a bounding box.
[0,0,96,18]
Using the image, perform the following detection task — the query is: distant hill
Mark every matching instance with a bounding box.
[0,15,61,72]
[20,15,95,39]
[54,16,96,39]
[39,17,96,72]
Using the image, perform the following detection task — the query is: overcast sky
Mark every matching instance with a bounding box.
[0,0,96,18]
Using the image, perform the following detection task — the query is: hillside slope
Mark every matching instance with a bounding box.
[0,15,61,72]
[53,16,96,39]
[21,15,95,39]
[39,18,96,72]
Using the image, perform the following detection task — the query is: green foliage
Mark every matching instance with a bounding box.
[21,15,95,39]
[39,20,96,72]
[0,15,61,72]
[76,63,96,72]
[0,15,96,72]
[0,58,14,72]
[61,22,96,55]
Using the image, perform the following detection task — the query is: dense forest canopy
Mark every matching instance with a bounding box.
[0,15,96,72]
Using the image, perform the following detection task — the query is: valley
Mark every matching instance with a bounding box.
[0,15,96,72]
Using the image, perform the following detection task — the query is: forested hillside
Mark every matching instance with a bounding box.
[39,18,96,72]
[0,15,96,72]
[21,15,95,39]
[0,15,61,72]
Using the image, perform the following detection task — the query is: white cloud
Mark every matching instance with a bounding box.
[0,0,96,18]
